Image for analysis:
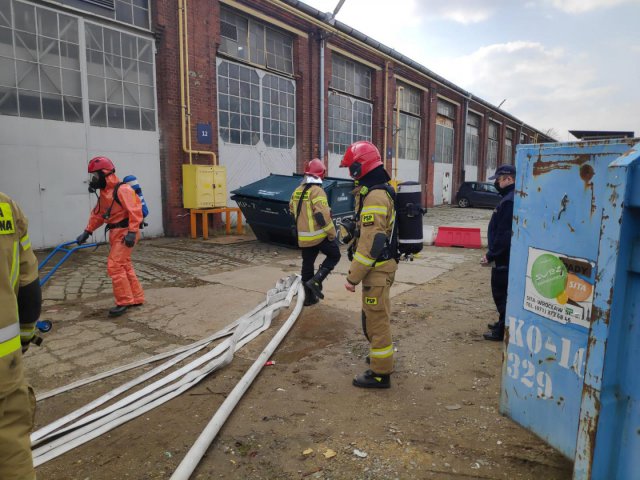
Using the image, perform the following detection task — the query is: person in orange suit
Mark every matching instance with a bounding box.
[76,156,144,317]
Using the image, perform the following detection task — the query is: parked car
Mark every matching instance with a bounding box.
[455,181,501,208]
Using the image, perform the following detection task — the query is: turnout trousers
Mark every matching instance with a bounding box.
[0,382,36,480]
[361,269,395,375]
[300,238,341,282]
[491,266,509,331]
[107,228,144,307]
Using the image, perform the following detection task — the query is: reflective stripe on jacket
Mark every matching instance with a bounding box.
[289,183,336,247]
[0,192,39,394]
[347,188,397,285]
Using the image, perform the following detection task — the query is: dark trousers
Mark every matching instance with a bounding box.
[301,238,341,281]
[491,266,509,331]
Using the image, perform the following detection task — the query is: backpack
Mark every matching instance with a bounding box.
[113,175,149,228]
[355,181,425,261]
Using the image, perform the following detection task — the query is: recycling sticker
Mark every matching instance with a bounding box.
[524,247,595,329]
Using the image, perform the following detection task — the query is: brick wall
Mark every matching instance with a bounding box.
[153,0,545,235]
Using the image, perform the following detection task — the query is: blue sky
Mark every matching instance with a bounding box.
[301,0,640,141]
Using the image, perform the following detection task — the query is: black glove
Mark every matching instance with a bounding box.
[76,230,90,245]
[123,231,136,248]
[347,244,354,262]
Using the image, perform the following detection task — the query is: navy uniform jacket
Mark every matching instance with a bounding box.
[486,184,515,268]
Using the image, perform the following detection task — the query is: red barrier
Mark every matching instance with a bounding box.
[434,226,482,249]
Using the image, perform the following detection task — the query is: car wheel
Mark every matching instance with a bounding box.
[458,197,470,208]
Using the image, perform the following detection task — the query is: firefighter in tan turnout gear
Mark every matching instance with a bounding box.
[289,159,341,306]
[0,192,41,479]
[340,142,398,389]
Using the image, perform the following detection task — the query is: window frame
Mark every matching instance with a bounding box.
[217,58,296,149]
[394,82,421,161]
[219,6,294,77]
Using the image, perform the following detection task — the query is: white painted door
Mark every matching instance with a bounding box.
[433,162,453,205]
[442,168,452,204]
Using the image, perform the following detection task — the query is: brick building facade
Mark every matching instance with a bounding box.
[153,0,553,237]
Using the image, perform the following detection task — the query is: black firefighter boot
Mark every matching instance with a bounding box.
[108,305,128,317]
[303,285,319,306]
[353,369,391,389]
[305,267,331,300]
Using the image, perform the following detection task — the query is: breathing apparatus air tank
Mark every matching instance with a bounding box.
[396,181,425,258]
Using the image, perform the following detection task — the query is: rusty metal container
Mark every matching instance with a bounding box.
[500,138,640,479]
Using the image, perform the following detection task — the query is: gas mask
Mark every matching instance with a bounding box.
[348,162,362,180]
[88,171,107,193]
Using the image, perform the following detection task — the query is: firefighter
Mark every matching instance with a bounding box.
[340,141,398,389]
[0,192,41,480]
[289,159,341,306]
[76,156,144,317]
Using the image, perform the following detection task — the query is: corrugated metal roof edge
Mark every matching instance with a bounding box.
[279,0,556,142]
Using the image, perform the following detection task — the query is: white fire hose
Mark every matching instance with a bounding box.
[32,275,303,469]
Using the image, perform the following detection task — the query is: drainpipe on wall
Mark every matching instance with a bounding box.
[178,0,217,165]
[461,93,472,182]
[383,61,389,169]
[319,0,346,164]
[319,34,325,160]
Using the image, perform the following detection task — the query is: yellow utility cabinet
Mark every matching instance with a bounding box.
[182,164,227,208]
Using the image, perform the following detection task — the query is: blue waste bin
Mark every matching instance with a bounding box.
[230,174,355,247]
[501,138,640,479]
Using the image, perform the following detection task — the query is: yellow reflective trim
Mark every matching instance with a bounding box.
[0,335,21,358]
[374,259,390,267]
[361,213,374,224]
[9,240,19,289]
[299,232,327,242]
[305,201,314,231]
[361,206,387,215]
[370,345,394,358]
[311,197,328,205]
[354,251,375,266]
[322,223,334,232]
[0,202,16,234]
[364,296,377,305]
[298,228,326,238]
[292,191,310,201]
[20,233,31,250]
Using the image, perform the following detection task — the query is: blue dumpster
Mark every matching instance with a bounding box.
[230,174,355,247]
[501,138,640,479]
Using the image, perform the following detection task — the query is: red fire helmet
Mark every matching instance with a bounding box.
[87,156,115,174]
[304,158,326,179]
[340,141,382,180]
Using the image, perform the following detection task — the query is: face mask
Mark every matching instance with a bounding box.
[349,162,362,179]
[88,171,106,193]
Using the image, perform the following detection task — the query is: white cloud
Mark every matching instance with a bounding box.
[429,41,626,138]
[547,0,638,13]
[304,0,505,25]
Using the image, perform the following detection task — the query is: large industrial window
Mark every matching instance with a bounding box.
[504,128,514,165]
[394,82,421,160]
[328,54,372,154]
[219,7,293,76]
[217,59,295,149]
[85,23,155,130]
[114,0,149,29]
[435,99,456,164]
[0,1,82,121]
[486,121,499,170]
[464,112,480,166]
